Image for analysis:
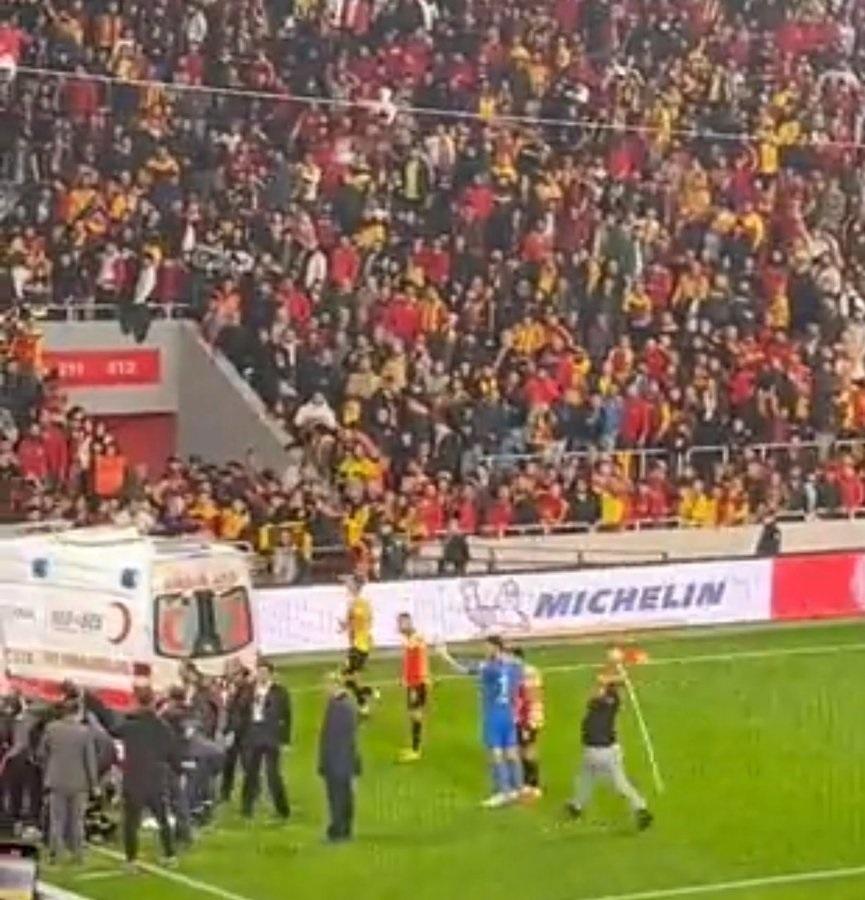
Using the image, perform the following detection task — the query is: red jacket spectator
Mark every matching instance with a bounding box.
[278,281,313,329]
[413,242,451,287]
[42,422,69,484]
[536,486,567,528]
[384,294,421,345]
[838,466,864,511]
[607,135,645,181]
[176,48,205,84]
[455,493,478,534]
[330,240,361,289]
[645,264,674,310]
[524,372,561,408]
[485,491,513,536]
[521,230,553,265]
[62,74,100,122]
[17,428,48,482]
[0,25,28,65]
[461,182,494,222]
[416,488,445,538]
[156,259,188,305]
[620,393,653,446]
[341,0,372,35]
[729,369,756,408]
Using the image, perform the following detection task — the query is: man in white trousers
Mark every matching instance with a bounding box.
[566,668,654,831]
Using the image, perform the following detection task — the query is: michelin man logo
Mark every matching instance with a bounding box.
[851,555,865,612]
[460,578,530,634]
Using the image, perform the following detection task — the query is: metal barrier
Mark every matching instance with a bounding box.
[480,438,865,477]
[243,504,865,585]
[31,302,194,323]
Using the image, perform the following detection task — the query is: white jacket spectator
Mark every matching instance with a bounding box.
[302,246,328,291]
[294,394,338,431]
[132,257,157,305]
[185,6,208,45]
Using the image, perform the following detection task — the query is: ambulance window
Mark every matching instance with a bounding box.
[155,593,200,658]
[212,587,252,654]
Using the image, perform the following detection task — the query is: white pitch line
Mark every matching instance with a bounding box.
[545,639,865,675]
[579,862,865,900]
[74,869,126,882]
[40,885,93,900]
[91,846,256,900]
[289,640,865,694]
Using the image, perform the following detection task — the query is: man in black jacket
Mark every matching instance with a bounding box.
[438,517,470,576]
[240,661,291,820]
[221,665,253,802]
[161,687,194,847]
[119,686,179,868]
[318,679,361,843]
[755,514,782,557]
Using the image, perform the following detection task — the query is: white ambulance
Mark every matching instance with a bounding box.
[0,525,257,707]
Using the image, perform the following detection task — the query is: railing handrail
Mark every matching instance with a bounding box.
[30,302,194,322]
[479,437,865,475]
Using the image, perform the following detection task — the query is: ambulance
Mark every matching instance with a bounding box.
[0,525,257,707]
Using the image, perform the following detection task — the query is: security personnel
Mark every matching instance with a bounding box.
[566,668,653,831]
[221,665,253,803]
[318,677,361,843]
[240,661,291,821]
[119,686,179,868]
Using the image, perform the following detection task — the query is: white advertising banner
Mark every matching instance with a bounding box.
[253,558,773,656]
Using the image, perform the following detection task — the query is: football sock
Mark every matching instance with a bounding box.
[506,758,523,792]
[492,761,508,794]
[411,720,422,752]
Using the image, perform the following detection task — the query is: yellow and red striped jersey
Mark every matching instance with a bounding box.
[402,633,429,688]
[516,663,545,729]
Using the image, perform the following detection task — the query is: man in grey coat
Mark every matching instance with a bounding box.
[39,699,99,863]
[317,679,361,843]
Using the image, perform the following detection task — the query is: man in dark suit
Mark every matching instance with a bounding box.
[118,686,179,868]
[318,678,361,843]
[39,699,98,863]
[241,661,291,820]
[221,665,253,802]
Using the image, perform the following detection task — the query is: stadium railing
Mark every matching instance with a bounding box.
[28,302,194,323]
[478,438,865,479]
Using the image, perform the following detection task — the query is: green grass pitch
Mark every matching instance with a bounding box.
[49,620,865,900]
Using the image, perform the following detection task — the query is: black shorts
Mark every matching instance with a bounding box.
[406,684,428,711]
[344,648,368,676]
[518,726,539,749]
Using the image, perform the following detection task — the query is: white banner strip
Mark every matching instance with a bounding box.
[253,559,773,656]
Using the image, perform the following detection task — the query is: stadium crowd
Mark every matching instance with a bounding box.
[4,0,865,571]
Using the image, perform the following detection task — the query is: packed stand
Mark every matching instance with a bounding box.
[4,0,865,560]
[0,309,151,525]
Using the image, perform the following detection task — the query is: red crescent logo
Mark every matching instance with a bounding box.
[108,602,132,645]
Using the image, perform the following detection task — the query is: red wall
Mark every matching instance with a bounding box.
[99,414,177,478]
